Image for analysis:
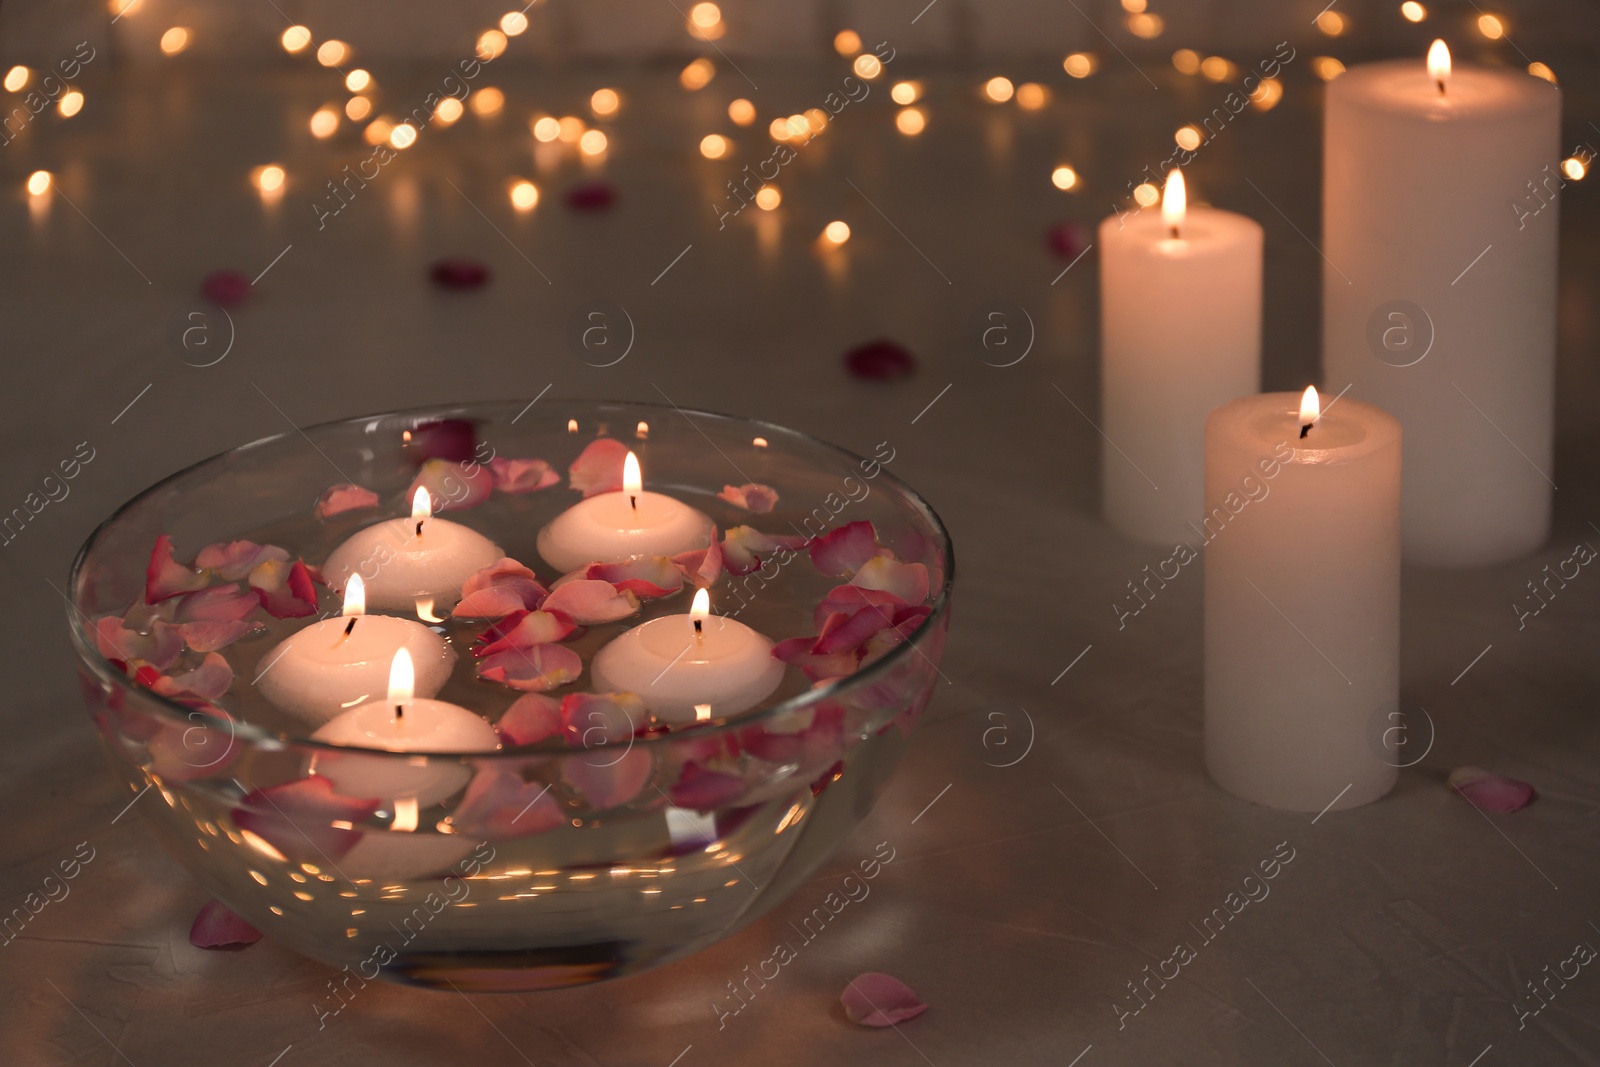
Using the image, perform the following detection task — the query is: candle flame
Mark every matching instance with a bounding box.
[411,486,432,522]
[690,587,711,622]
[1299,385,1321,425]
[388,647,415,706]
[567,418,579,433]
[1427,39,1451,90]
[636,421,650,440]
[342,573,366,616]
[695,703,712,722]
[1162,168,1186,237]
[623,451,643,496]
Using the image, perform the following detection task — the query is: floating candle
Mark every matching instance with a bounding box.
[322,487,503,612]
[310,648,500,807]
[256,574,455,725]
[591,588,783,724]
[537,451,714,573]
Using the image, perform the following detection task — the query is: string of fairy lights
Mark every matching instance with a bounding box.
[7,0,1588,235]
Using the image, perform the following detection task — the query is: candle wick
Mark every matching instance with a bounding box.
[394,704,404,720]
[1300,423,1312,439]
[1436,79,1446,95]
[693,617,703,643]
[630,494,638,512]
[344,617,357,636]
[1168,224,1180,240]
[415,519,425,536]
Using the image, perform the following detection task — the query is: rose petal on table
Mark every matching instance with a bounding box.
[232,776,381,861]
[177,619,260,654]
[189,899,262,949]
[566,180,617,212]
[561,692,646,746]
[498,693,563,746]
[175,584,260,623]
[145,534,211,603]
[673,534,724,587]
[452,768,566,839]
[541,579,640,625]
[249,558,319,619]
[477,644,583,691]
[1449,766,1538,812]
[428,258,491,290]
[850,556,930,604]
[587,557,684,598]
[409,457,493,512]
[568,438,630,497]
[1046,219,1091,260]
[717,483,780,513]
[194,540,292,581]
[200,270,253,307]
[96,615,185,671]
[490,457,561,494]
[314,483,381,518]
[152,652,235,701]
[809,521,889,578]
[669,761,747,811]
[773,636,860,681]
[841,973,928,1027]
[564,747,652,809]
[475,610,578,657]
[723,526,810,576]
[844,339,916,382]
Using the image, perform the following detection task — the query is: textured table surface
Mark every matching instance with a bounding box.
[2,52,1599,1067]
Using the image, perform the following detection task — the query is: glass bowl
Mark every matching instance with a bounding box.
[68,400,952,992]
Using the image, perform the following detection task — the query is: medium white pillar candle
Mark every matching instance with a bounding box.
[322,488,502,611]
[1203,388,1401,812]
[1323,41,1560,566]
[591,589,783,724]
[1100,169,1263,544]
[256,575,455,725]
[537,451,714,573]
[310,648,500,807]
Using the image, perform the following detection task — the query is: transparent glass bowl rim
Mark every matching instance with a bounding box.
[67,398,955,758]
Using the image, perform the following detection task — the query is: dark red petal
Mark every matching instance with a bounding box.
[668,761,746,811]
[844,339,916,382]
[566,180,617,212]
[1046,219,1091,260]
[408,458,493,511]
[406,419,479,463]
[429,258,490,290]
[1449,766,1538,812]
[200,270,253,307]
[841,973,927,1027]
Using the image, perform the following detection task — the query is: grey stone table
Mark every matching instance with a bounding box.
[2,53,1598,1066]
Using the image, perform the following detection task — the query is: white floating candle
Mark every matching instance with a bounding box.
[322,487,503,611]
[591,588,783,724]
[537,450,714,573]
[257,574,456,725]
[1203,388,1401,812]
[1323,41,1559,566]
[1100,169,1263,544]
[310,648,500,807]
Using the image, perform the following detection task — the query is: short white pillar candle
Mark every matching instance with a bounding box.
[322,487,502,612]
[537,451,714,573]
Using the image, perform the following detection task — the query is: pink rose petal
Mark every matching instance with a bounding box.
[189,899,262,949]
[587,557,684,598]
[561,692,646,747]
[454,558,548,619]
[474,610,579,657]
[568,438,630,497]
[232,776,381,862]
[429,258,490,290]
[453,586,532,619]
[841,973,927,1027]
[564,747,651,808]
[1449,766,1537,812]
[813,583,908,636]
[152,652,235,701]
[723,526,809,577]
[145,534,210,603]
[810,521,888,579]
[717,483,780,513]
[177,619,260,653]
[773,636,860,681]
[668,761,746,811]
[673,535,724,587]
[175,584,260,623]
[249,559,319,619]
[315,484,381,518]
[95,615,184,670]
[477,644,583,691]
[541,579,640,625]
[845,339,916,382]
[195,540,292,581]
[409,458,493,512]
[498,693,563,746]
[490,457,560,494]
[451,769,566,839]
[200,270,252,308]
[850,556,930,604]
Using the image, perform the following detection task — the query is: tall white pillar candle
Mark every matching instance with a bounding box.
[1322,42,1560,566]
[1203,389,1401,812]
[1099,169,1263,544]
